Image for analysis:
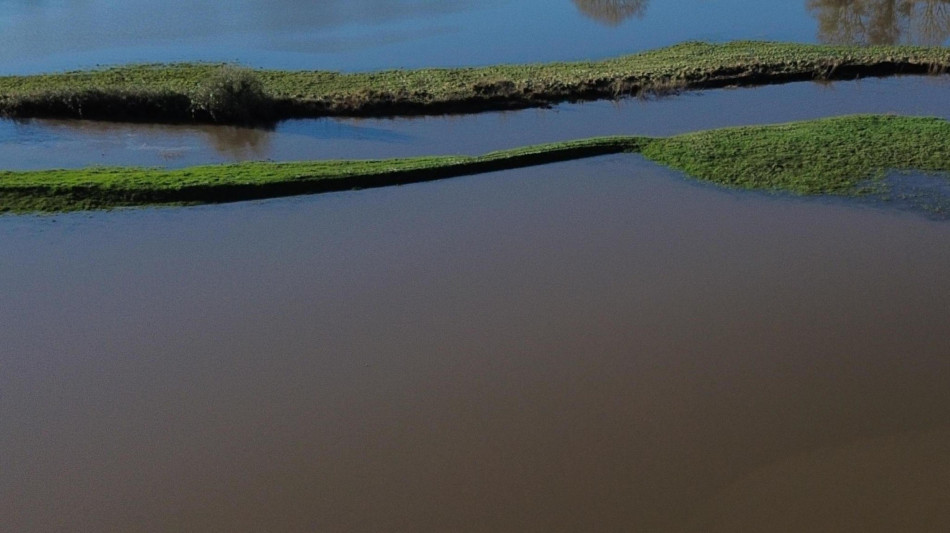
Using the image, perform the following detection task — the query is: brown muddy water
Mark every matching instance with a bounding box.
[1,157,948,532]
[2,75,949,170]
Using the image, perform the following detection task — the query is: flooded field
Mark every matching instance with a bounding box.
[3,0,950,531]
[2,1,949,74]
[2,75,949,170]
[2,158,949,531]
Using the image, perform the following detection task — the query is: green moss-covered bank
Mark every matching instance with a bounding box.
[3,115,950,214]
[2,41,950,124]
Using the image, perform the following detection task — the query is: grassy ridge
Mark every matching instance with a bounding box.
[0,136,643,213]
[2,41,950,123]
[3,115,950,214]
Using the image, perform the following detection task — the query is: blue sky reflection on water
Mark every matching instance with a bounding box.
[0,0,881,74]
[4,1,949,74]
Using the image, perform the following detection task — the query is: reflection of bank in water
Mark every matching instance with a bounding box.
[37,119,273,160]
[809,0,950,45]
[572,0,648,25]
[0,118,276,170]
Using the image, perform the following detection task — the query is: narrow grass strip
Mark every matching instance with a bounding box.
[0,136,644,213]
[2,115,950,214]
[2,41,950,123]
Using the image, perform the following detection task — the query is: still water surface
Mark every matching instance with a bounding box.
[2,75,949,170]
[1,158,949,531]
[2,1,949,74]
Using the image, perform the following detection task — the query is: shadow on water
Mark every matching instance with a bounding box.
[809,0,950,45]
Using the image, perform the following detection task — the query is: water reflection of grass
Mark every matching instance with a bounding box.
[2,115,949,214]
[2,41,950,124]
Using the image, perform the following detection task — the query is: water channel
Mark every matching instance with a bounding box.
[2,1,949,531]
[1,75,949,170]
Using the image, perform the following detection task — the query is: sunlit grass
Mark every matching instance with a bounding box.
[642,114,950,194]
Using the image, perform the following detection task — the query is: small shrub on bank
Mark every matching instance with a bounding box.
[192,66,272,124]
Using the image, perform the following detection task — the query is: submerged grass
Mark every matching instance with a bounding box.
[3,115,950,214]
[2,41,950,123]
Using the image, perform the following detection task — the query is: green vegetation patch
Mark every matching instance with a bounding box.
[641,114,950,194]
[2,41,950,123]
[3,115,950,214]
